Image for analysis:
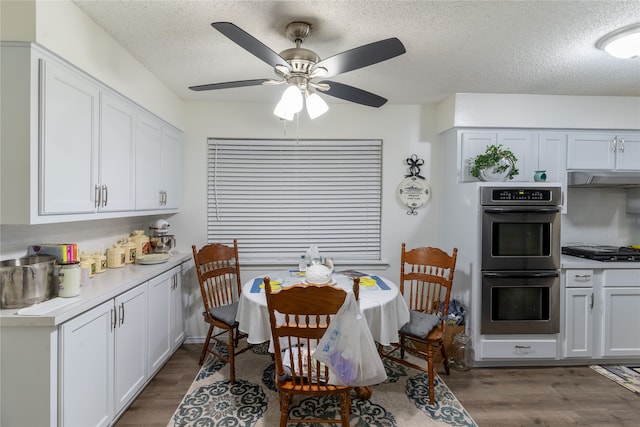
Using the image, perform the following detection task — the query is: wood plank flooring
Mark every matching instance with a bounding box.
[115,344,640,427]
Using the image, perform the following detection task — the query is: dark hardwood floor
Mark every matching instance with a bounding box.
[115,344,640,427]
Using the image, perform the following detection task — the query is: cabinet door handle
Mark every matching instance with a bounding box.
[619,138,624,153]
[574,274,591,281]
[589,293,594,310]
[102,185,108,207]
[611,137,617,152]
[95,185,101,208]
[119,302,125,326]
[111,307,116,331]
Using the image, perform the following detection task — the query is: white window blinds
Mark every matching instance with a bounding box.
[207,139,382,263]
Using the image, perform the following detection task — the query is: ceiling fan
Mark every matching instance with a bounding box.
[189,21,406,119]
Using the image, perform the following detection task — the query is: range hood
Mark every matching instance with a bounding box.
[568,171,640,188]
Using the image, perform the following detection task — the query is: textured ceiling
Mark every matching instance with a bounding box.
[72,0,640,106]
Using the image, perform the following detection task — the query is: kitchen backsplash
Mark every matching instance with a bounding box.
[0,216,171,260]
[562,187,639,246]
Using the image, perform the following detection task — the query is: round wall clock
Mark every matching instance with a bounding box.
[397,176,431,215]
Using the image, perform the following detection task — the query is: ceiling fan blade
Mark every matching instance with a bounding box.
[189,79,271,91]
[317,80,388,107]
[211,22,292,71]
[312,38,406,78]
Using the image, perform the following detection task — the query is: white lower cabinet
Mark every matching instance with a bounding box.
[60,300,114,427]
[564,269,640,359]
[60,284,148,426]
[114,285,149,414]
[564,287,594,357]
[601,270,640,357]
[148,265,184,375]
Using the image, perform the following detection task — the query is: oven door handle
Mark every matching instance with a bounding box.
[483,207,561,214]
[484,271,559,278]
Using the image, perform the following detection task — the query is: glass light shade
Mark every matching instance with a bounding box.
[597,24,640,59]
[273,85,303,120]
[305,92,329,119]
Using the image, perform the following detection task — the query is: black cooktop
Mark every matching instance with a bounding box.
[562,245,640,262]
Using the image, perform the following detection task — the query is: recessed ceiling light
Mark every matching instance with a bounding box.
[596,23,640,59]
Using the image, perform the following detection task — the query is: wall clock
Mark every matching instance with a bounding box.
[397,176,431,215]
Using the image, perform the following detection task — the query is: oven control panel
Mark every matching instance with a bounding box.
[481,187,562,206]
[493,189,550,201]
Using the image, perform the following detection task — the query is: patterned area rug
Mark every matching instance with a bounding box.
[590,365,640,397]
[169,343,477,426]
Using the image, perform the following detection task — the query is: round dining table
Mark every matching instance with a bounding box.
[236,271,410,347]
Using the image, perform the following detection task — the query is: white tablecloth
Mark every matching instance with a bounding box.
[236,271,410,347]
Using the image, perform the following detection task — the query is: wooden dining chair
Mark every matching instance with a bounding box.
[192,240,253,383]
[378,243,458,405]
[264,277,360,427]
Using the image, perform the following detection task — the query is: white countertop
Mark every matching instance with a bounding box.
[0,252,191,327]
[561,254,640,270]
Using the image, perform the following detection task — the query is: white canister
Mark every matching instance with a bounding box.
[58,263,81,297]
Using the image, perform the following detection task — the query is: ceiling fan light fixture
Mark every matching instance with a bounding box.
[596,23,640,59]
[274,85,303,120]
[306,91,329,119]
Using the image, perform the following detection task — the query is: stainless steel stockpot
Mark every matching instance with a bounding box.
[0,255,57,308]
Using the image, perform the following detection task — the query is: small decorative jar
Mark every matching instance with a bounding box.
[93,251,107,273]
[120,238,136,264]
[534,170,547,182]
[79,252,96,278]
[107,245,126,269]
[131,230,150,259]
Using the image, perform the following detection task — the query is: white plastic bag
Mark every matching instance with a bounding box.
[313,292,388,386]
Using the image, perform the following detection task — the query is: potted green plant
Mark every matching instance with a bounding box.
[469,144,519,181]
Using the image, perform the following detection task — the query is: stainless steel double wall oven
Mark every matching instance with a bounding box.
[480,186,562,334]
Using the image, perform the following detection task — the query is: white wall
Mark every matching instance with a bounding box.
[437,93,640,132]
[563,187,639,246]
[173,101,441,339]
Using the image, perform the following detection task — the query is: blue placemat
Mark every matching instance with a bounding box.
[371,276,390,290]
[250,278,263,293]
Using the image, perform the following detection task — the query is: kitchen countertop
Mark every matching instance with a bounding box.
[561,254,640,270]
[0,252,191,327]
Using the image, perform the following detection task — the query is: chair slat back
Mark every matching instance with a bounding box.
[192,240,242,312]
[264,280,353,387]
[400,244,458,319]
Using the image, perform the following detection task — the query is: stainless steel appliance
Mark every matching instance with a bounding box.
[562,245,640,262]
[148,219,175,253]
[480,186,562,334]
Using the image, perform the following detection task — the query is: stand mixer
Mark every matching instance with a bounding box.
[149,219,176,253]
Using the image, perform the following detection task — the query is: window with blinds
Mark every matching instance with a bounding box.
[207,138,382,264]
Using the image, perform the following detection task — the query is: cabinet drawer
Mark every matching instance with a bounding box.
[565,269,595,287]
[481,339,558,359]
[603,269,640,287]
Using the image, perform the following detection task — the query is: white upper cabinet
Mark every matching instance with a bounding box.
[567,132,640,171]
[460,131,538,182]
[0,42,182,224]
[99,92,137,212]
[135,113,163,210]
[135,115,182,211]
[40,58,100,215]
[161,126,182,210]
